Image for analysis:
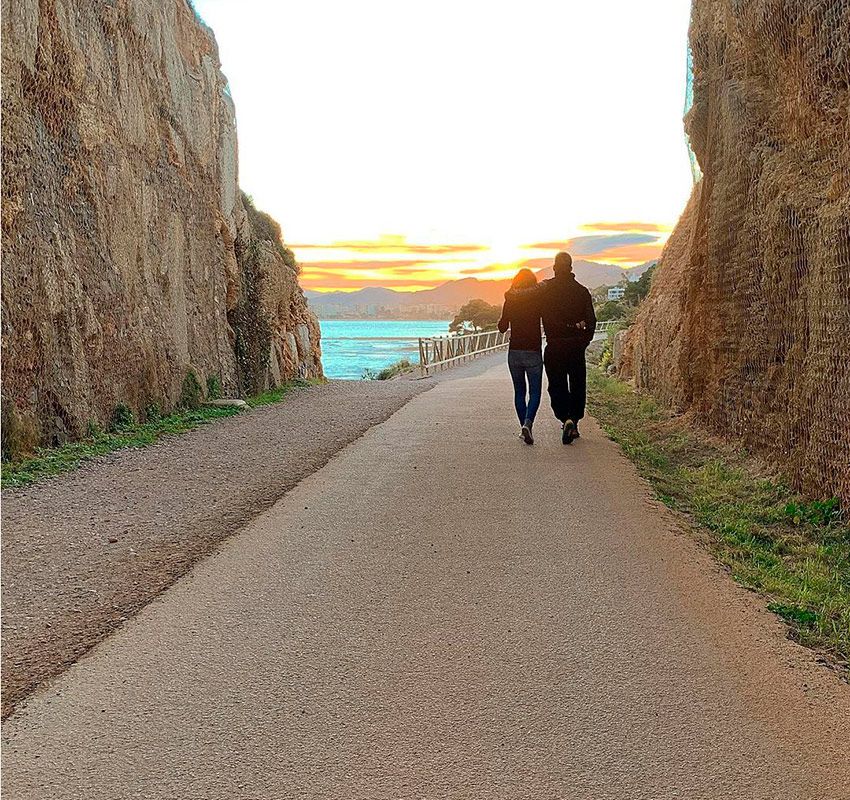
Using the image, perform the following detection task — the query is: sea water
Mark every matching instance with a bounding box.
[319,320,451,380]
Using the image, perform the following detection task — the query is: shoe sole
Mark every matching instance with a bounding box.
[521,427,534,445]
[562,421,575,445]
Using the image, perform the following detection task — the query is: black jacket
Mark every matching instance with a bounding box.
[498,293,542,352]
[540,274,596,346]
[507,274,596,348]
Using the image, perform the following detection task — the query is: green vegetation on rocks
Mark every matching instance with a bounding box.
[621,263,656,306]
[109,403,135,432]
[1,397,39,462]
[595,300,626,322]
[363,359,414,381]
[206,375,222,401]
[587,368,849,667]
[242,192,300,272]
[144,403,162,423]
[179,370,204,410]
[593,263,657,323]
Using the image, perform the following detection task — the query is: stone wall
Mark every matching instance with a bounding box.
[1,0,321,451]
[621,0,850,503]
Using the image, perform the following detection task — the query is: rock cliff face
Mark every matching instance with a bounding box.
[1,0,322,451]
[622,1,850,503]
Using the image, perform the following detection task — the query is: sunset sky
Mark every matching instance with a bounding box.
[193,1,694,291]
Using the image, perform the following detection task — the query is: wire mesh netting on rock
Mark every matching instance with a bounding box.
[623,0,850,504]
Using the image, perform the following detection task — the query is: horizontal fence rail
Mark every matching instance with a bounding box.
[418,321,618,377]
[418,330,509,376]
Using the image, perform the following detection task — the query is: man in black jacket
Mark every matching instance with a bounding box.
[508,252,596,444]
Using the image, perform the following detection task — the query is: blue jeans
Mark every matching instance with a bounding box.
[507,349,543,426]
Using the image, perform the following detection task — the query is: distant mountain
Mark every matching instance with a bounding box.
[311,286,402,305]
[306,259,656,318]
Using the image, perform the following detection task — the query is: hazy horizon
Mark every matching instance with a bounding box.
[194,1,693,291]
[304,256,648,294]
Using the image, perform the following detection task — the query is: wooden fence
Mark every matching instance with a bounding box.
[418,330,509,376]
[417,322,618,377]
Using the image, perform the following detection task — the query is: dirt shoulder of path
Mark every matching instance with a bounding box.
[1,353,507,719]
[1,378,435,718]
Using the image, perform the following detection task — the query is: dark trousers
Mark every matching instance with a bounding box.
[507,349,544,425]
[544,341,587,423]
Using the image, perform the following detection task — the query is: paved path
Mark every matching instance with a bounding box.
[3,364,850,798]
[1,379,426,718]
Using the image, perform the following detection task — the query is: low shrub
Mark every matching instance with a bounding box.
[144,403,162,423]
[206,375,222,401]
[86,419,103,438]
[179,370,203,410]
[363,359,414,381]
[109,403,135,432]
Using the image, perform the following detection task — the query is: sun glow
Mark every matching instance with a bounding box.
[194,0,693,292]
[295,230,671,292]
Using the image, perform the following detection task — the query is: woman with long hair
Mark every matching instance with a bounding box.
[497,268,544,445]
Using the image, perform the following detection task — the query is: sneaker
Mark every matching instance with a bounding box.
[572,422,580,440]
[521,424,534,445]
[562,419,575,445]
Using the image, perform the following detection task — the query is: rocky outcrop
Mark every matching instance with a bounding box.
[622,1,850,503]
[1,0,321,452]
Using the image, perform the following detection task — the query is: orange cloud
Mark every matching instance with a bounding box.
[457,262,523,277]
[301,258,460,291]
[524,233,661,253]
[296,230,664,292]
[291,237,486,254]
[520,233,665,268]
[301,259,427,270]
[583,242,664,265]
[524,241,571,250]
[302,272,440,291]
[293,236,487,291]
[307,279,436,291]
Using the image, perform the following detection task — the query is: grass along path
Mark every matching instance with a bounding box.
[362,358,416,381]
[587,368,850,668]
[2,380,315,489]
[1,407,241,489]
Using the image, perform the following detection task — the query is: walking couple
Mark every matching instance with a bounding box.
[497,251,596,445]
